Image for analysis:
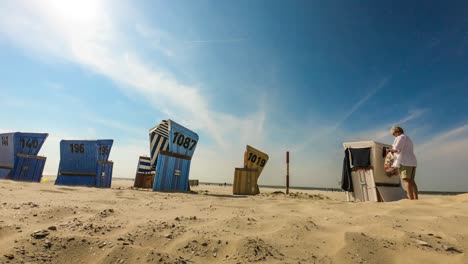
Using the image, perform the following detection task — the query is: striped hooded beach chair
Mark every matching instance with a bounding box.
[133,156,155,188]
[152,119,199,192]
[149,120,170,169]
[136,156,152,174]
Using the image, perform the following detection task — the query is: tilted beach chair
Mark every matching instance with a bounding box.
[233,145,269,195]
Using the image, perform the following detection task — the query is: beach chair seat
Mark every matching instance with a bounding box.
[233,168,259,195]
[133,156,154,188]
[342,141,406,202]
[11,153,47,183]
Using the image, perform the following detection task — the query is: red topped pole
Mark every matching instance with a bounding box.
[286,151,290,194]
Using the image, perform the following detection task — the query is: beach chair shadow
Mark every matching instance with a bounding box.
[203,193,249,199]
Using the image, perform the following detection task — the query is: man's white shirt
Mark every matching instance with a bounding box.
[392,134,417,168]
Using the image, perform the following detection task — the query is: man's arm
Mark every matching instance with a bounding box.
[387,136,405,154]
[387,148,397,153]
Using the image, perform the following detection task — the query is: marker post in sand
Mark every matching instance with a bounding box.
[286,151,290,194]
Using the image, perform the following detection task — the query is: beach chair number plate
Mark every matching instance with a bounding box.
[172,132,197,150]
[99,146,110,155]
[70,144,85,153]
[246,153,267,167]
[20,138,39,149]
[1,136,8,146]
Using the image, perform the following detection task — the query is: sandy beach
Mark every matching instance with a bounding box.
[1,178,467,264]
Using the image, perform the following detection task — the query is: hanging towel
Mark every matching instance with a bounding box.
[382,147,387,158]
[341,148,353,192]
[350,147,371,167]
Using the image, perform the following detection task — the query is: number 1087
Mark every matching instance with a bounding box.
[172,132,197,150]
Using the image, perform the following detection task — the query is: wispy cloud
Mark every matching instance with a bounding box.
[292,76,392,152]
[0,0,264,149]
[417,123,468,152]
[415,122,468,192]
[396,108,427,124]
[135,23,175,57]
[0,94,42,109]
[332,76,391,130]
[372,108,428,140]
[183,38,245,44]
[0,0,268,181]
[82,115,146,137]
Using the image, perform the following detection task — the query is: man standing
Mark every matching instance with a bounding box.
[387,126,418,200]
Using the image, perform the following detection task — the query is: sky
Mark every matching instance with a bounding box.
[0,0,467,192]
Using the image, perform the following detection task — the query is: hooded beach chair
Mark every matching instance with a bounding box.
[55,139,114,188]
[151,119,199,192]
[342,141,406,202]
[133,156,155,188]
[0,132,48,183]
[233,145,269,195]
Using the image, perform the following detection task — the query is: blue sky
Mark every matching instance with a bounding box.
[1,0,467,191]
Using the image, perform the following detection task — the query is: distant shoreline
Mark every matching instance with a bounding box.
[110,177,467,195]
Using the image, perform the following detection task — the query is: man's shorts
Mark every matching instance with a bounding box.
[400,165,416,180]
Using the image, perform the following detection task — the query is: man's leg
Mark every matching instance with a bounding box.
[405,166,418,200]
[400,166,414,200]
[411,179,418,200]
[411,167,418,200]
[403,179,414,200]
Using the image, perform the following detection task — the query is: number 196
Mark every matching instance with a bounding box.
[70,144,85,153]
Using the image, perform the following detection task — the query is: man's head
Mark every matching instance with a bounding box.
[390,125,404,137]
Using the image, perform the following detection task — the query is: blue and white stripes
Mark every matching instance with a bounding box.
[149,120,169,169]
[136,156,152,173]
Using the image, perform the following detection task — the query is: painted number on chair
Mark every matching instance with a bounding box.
[99,146,109,155]
[247,153,267,167]
[1,136,8,146]
[20,138,39,149]
[70,144,85,153]
[172,132,197,150]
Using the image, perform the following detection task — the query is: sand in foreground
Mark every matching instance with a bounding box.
[1,179,467,264]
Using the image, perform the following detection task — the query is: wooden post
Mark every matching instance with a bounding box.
[286,151,290,194]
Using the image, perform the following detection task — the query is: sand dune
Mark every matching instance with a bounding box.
[0,179,467,263]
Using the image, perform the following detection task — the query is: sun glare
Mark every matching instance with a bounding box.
[46,0,101,22]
